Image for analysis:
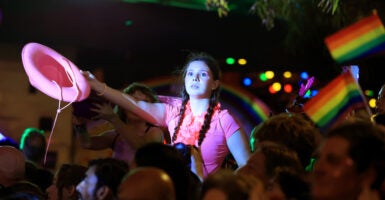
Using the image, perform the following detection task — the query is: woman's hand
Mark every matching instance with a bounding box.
[90,103,117,122]
[80,70,106,94]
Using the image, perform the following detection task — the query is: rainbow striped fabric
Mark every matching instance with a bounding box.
[324,13,385,63]
[303,70,368,132]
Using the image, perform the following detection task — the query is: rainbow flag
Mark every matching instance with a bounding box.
[303,71,369,132]
[324,13,385,63]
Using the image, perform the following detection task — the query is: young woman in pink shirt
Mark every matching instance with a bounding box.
[81,52,251,178]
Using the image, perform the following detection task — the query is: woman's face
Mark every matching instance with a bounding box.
[184,61,218,99]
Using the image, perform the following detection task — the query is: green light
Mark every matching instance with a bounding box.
[226,57,235,65]
[304,90,311,98]
[19,127,44,150]
[125,20,133,26]
[259,73,267,82]
[365,89,374,97]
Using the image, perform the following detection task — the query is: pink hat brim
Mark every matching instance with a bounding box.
[21,43,90,102]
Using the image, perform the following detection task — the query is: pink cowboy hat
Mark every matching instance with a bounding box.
[21,42,90,102]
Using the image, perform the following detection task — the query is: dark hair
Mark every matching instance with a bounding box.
[115,82,159,122]
[134,142,195,200]
[1,181,46,200]
[250,112,321,169]
[88,158,129,197]
[260,144,304,178]
[173,142,194,168]
[172,52,222,146]
[326,120,385,190]
[270,167,311,200]
[201,169,251,200]
[19,128,46,164]
[56,164,87,200]
[72,91,109,120]
[24,161,53,192]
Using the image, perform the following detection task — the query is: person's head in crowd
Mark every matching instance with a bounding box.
[250,112,322,170]
[236,143,304,187]
[0,145,26,187]
[118,167,175,200]
[311,120,385,200]
[247,174,266,200]
[24,160,53,192]
[46,163,87,200]
[200,169,256,200]
[76,158,129,200]
[1,180,46,200]
[133,142,199,200]
[116,82,160,123]
[20,128,53,193]
[19,127,46,167]
[266,166,311,200]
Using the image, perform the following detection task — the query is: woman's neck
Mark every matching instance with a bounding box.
[189,98,210,116]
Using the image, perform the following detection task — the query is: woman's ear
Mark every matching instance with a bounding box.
[212,80,220,90]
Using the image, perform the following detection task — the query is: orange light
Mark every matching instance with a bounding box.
[284,84,293,93]
[268,85,277,94]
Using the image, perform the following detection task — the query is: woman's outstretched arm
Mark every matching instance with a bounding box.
[81,70,166,125]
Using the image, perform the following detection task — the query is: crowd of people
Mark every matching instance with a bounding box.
[1,52,385,200]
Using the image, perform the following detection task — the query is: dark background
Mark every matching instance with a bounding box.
[1,0,384,112]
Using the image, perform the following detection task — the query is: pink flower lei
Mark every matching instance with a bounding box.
[174,101,221,146]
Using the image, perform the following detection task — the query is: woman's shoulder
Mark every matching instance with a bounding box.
[158,95,182,106]
[216,108,233,118]
[213,109,239,127]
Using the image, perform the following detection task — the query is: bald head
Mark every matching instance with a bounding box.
[118,167,175,200]
[0,145,26,187]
